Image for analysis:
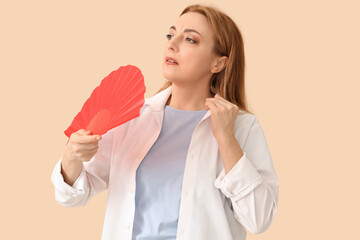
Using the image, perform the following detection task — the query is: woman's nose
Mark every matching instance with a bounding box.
[166,36,179,52]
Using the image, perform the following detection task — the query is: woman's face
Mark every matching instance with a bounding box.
[162,12,219,86]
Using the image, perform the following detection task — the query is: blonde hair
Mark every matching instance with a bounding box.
[155,4,253,115]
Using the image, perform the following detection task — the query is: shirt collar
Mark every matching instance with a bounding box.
[144,85,211,119]
[144,85,173,112]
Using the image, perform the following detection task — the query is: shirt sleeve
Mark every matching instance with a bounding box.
[214,116,279,234]
[50,127,116,207]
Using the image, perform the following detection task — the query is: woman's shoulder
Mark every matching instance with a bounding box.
[236,109,257,125]
[233,110,260,139]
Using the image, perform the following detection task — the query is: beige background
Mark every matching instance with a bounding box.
[0,0,359,239]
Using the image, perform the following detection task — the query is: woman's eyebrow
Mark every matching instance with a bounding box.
[169,26,201,36]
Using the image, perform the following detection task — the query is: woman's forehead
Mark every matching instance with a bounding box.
[173,12,212,37]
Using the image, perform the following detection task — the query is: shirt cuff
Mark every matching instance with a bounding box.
[214,152,263,201]
[51,156,87,198]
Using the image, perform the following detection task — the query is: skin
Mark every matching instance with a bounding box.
[61,129,101,186]
[61,12,244,186]
[163,12,244,174]
[162,11,228,111]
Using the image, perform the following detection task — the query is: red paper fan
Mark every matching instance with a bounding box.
[64,64,146,139]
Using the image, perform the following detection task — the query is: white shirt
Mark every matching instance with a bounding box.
[51,85,279,240]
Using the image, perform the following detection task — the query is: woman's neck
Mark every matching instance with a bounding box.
[165,85,214,111]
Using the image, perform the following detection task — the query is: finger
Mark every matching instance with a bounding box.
[212,98,228,108]
[214,94,227,102]
[214,94,231,105]
[205,98,218,110]
[215,94,238,110]
[72,133,102,144]
[206,97,223,108]
[77,129,88,135]
[78,129,95,136]
[73,142,99,151]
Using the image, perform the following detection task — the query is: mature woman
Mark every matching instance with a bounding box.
[51,4,279,240]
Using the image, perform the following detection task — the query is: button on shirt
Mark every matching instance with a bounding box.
[51,85,279,240]
[132,105,207,239]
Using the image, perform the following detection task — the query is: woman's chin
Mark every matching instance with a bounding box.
[162,71,177,82]
[162,75,180,84]
[162,75,175,82]
[162,67,189,84]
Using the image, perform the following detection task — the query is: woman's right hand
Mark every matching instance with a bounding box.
[63,129,102,163]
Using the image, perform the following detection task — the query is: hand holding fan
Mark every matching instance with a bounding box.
[64,64,146,140]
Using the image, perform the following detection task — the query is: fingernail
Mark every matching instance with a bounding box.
[96,136,101,140]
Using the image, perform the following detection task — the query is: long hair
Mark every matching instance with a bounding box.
[155,4,253,115]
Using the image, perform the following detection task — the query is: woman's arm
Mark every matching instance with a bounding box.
[216,133,244,175]
[214,116,279,234]
[60,154,83,186]
[51,127,116,207]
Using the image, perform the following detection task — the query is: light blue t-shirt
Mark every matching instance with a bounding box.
[132,104,207,240]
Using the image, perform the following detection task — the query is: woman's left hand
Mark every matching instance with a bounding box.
[204,94,239,142]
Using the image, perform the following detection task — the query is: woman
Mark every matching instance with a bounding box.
[51,4,279,240]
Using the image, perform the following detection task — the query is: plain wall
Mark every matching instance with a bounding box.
[0,0,359,239]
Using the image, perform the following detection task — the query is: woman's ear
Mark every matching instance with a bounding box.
[210,56,228,73]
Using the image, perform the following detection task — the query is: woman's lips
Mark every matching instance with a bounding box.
[165,60,178,65]
[165,56,179,65]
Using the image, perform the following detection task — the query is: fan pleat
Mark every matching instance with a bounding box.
[64,65,146,138]
[110,68,140,113]
[111,68,144,113]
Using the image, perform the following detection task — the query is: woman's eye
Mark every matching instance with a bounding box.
[186,37,196,43]
[166,34,196,44]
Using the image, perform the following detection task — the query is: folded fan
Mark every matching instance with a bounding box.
[64,64,146,139]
